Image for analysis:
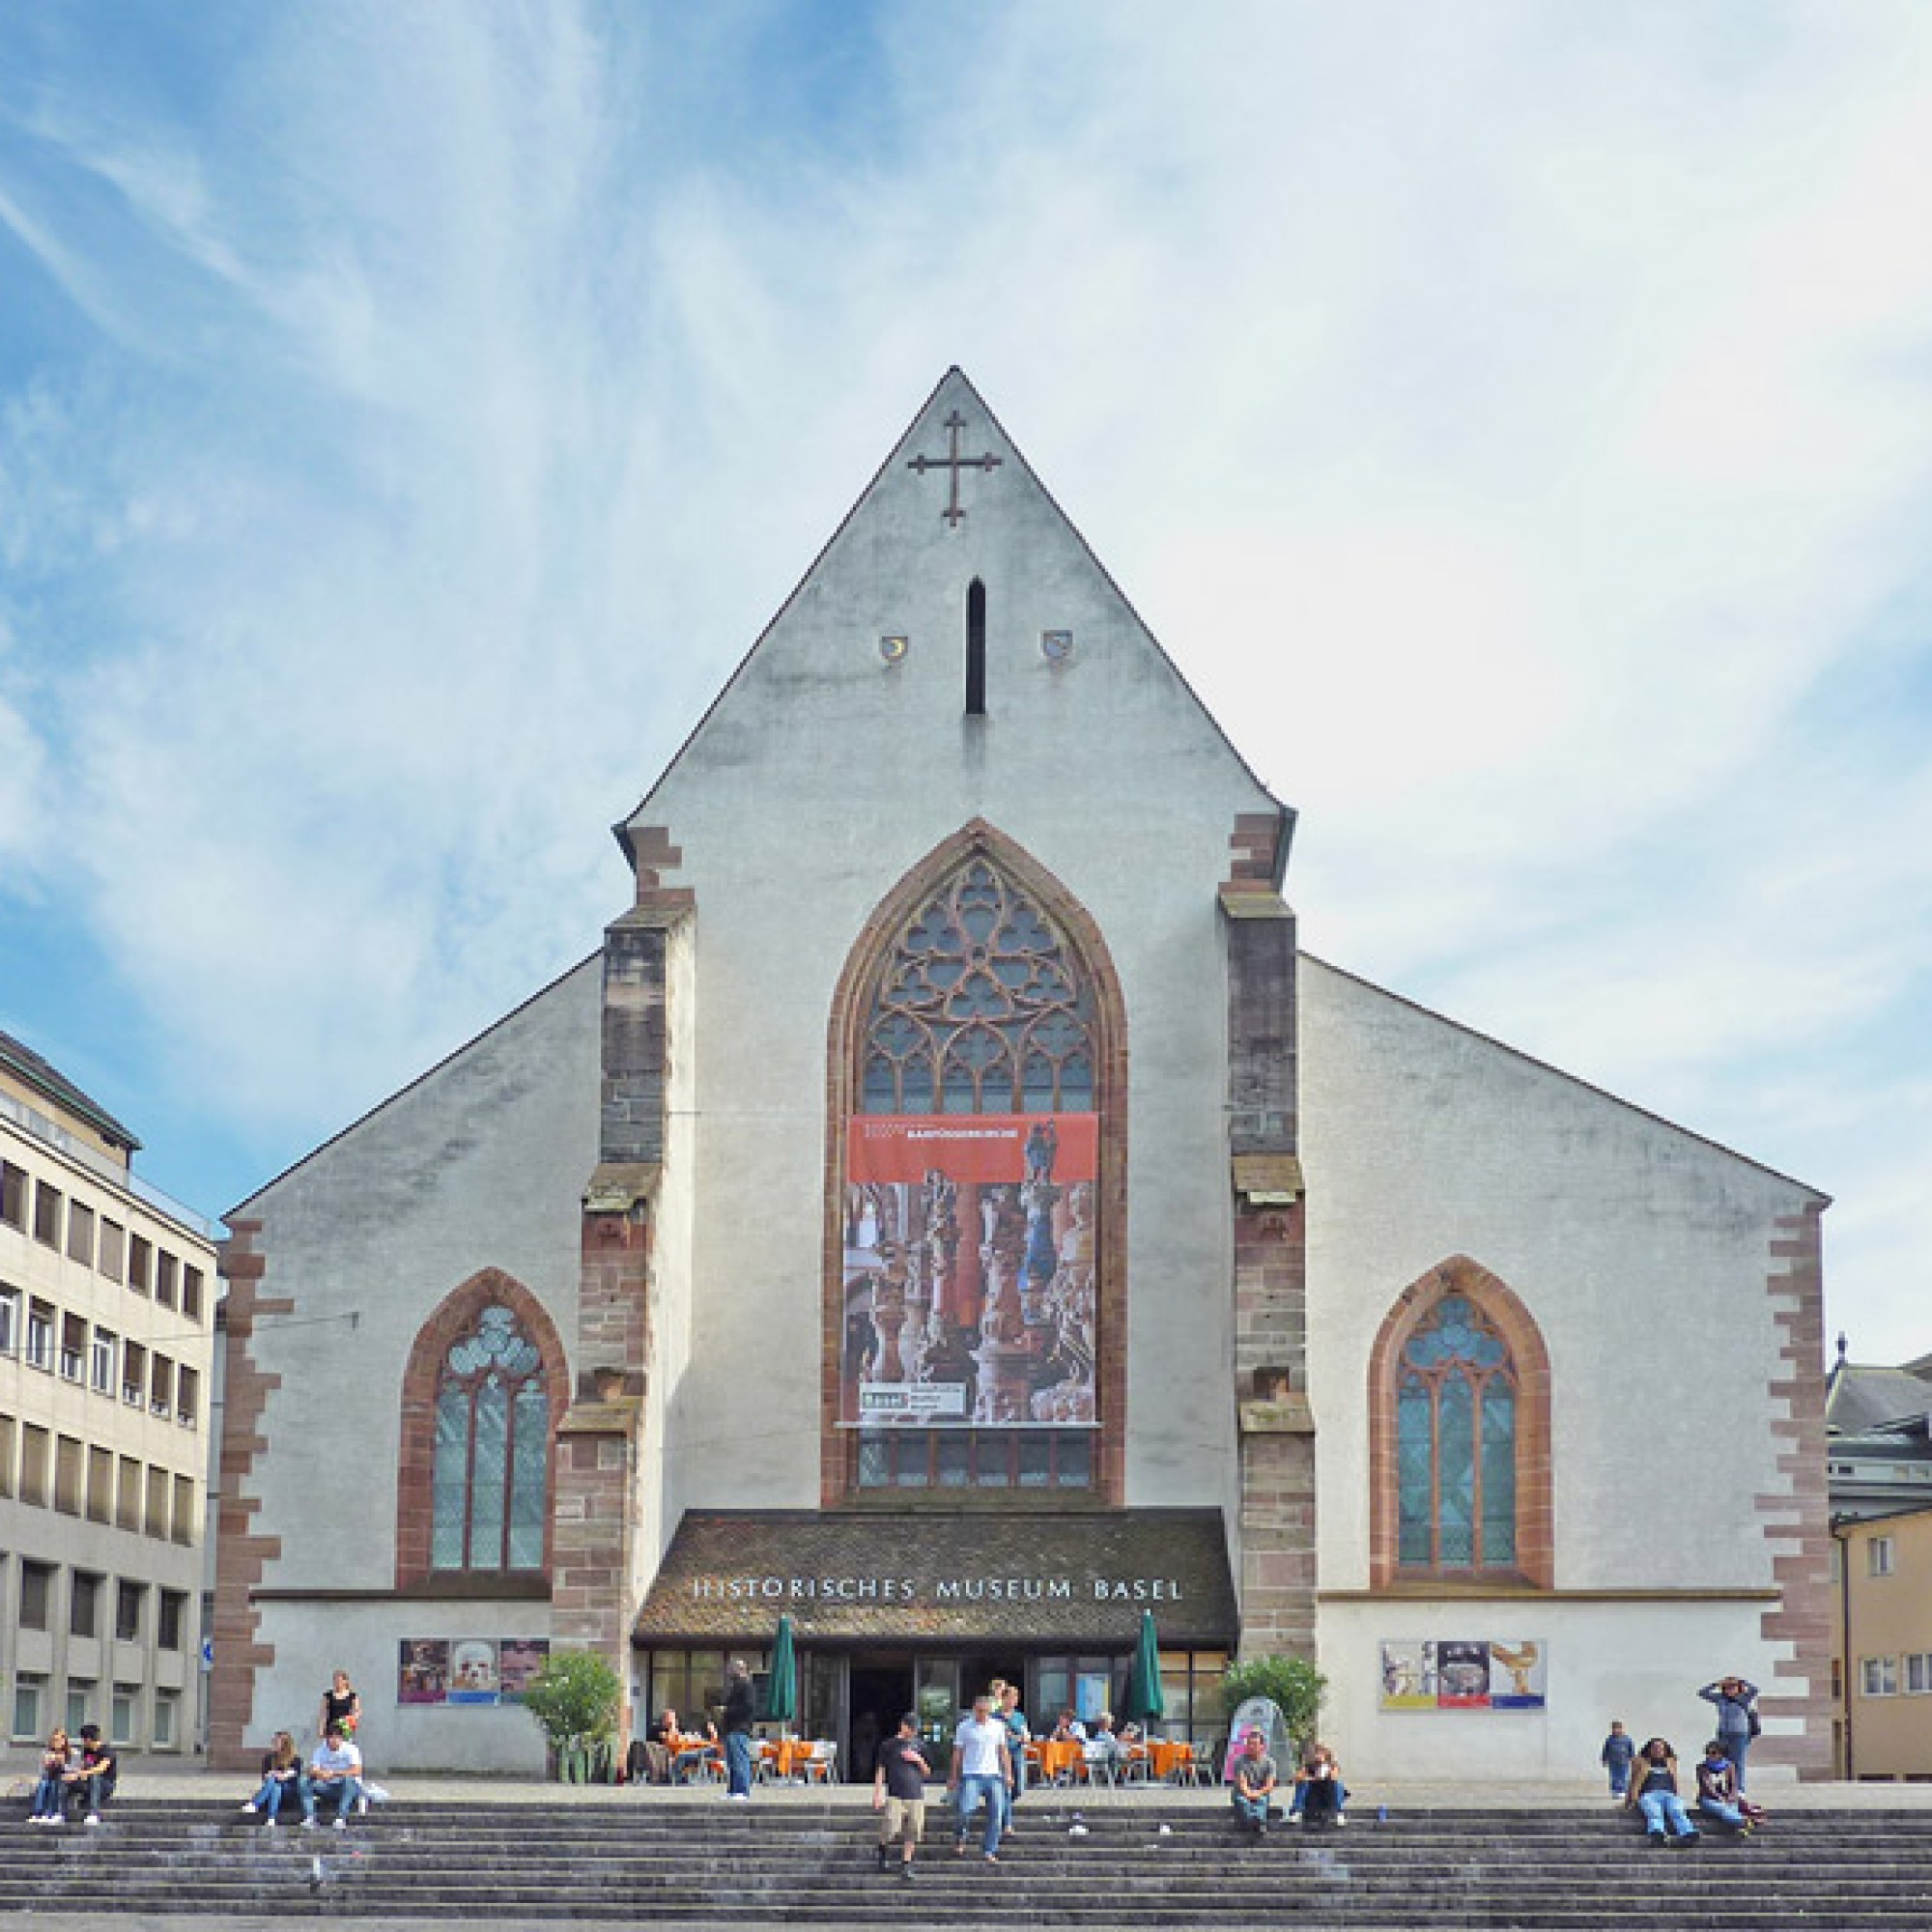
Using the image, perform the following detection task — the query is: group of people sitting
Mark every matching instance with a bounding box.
[1230,1730,1345,1837]
[238,1722,368,1828]
[1624,1736,1766,1845]
[25,1725,116,1828]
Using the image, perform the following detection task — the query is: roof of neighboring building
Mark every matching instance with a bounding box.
[0,1029,140,1151]
[1827,1358,1932,1435]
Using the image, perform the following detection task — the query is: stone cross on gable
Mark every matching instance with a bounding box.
[906,409,1003,526]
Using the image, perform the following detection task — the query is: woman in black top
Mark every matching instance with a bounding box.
[319,1669,361,1742]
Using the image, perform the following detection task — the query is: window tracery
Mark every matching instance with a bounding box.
[430,1304,550,1573]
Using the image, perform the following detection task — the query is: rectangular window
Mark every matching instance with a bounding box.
[122,1340,147,1408]
[60,1312,86,1382]
[20,1424,50,1507]
[19,1559,53,1630]
[117,1458,141,1532]
[128,1234,152,1294]
[177,1365,200,1429]
[32,1179,62,1248]
[70,1569,100,1638]
[145,1465,169,1540]
[150,1353,174,1419]
[97,1219,124,1283]
[55,1434,83,1515]
[87,1445,114,1524]
[153,1691,177,1749]
[65,1684,94,1737]
[66,1201,95,1266]
[91,1326,116,1394]
[0,1284,16,1355]
[1870,1536,1896,1577]
[173,1473,195,1546]
[157,1589,185,1653]
[183,1265,204,1322]
[110,1685,137,1747]
[116,1579,144,1643]
[1906,1653,1932,1696]
[25,1297,53,1371]
[12,1675,43,1742]
[156,1251,178,1309]
[0,1158,26,1231]
[0,1411,14,1496]
[1862,1656,1899,1697]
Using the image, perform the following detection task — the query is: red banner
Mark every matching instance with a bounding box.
[847,1113,1098,1186]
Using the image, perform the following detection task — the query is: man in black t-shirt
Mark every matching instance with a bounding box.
[872,1713,931,1881]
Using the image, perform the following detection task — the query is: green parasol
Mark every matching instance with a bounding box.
[1122,1608,1165,1725]
[766,1612,799,1725]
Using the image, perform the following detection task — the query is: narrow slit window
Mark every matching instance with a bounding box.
[966,579,986,716]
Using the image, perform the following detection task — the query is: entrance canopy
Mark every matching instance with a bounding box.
[632,1508,1236,1647]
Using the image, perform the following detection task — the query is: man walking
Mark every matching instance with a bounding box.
[723,1659,756,1801]
[949,1690,1012,1863]
[997,1680,1030,1832]
[872,1712,930,1882]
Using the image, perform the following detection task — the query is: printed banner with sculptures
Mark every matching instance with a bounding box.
[1378,1638,1547,1711]
[840,1113,1098,1429]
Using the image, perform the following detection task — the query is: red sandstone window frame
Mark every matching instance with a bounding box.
[394,1268,571,1590]
[1366,1256,1553,1591]
[820,819,1130,1509]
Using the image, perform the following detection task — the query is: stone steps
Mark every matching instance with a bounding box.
[5,1801,1929,1926]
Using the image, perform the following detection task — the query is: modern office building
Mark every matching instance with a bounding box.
[0,1030,217,1757]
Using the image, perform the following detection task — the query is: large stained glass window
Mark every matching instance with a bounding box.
[1396,1293,1518,1574]
[845,856,1103,1492]
[431,1305,550,1573]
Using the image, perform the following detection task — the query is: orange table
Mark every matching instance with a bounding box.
[1149,1740,1195,1782]
[1036,1740,1085,1784]
[759,1737,811,1781]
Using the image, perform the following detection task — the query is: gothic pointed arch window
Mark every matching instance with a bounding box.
[827,826,1126,1504]
[395,1270,570,1587]
[1368,1259,1553,1589]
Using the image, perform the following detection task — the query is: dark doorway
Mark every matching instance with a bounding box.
[847,1655,914,1784]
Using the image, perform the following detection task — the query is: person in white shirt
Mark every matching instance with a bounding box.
[308,1722,364,1828]
[948,1691,1013,1862]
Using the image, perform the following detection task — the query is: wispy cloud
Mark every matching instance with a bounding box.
[2,1,1930,1356]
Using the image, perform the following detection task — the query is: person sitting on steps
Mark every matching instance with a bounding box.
[1626,1737,1699,1847]
[1695,1740,1767,1835]
[1230,1728,1278,1839]
[241,1730,314,1828]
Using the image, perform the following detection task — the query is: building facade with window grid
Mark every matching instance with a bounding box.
[212,371,1833,1782]
[0,1032,215,1760]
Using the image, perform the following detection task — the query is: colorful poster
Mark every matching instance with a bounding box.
[1488,1639,1546,1710]
[399,1638,449,1706]
[1378,1638,1548,1711]
[1378,1639,1438,1711]
[840,1114,1099,1430]
[446,1638,501,1705]
[498,1638,550,1704]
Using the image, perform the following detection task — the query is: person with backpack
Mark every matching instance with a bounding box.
[1697,1674,1760,1790]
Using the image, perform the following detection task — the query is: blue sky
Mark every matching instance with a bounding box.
[3,2,1930,1360]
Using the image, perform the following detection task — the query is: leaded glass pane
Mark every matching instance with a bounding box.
[936,1433,971,1488]
[1481,1380,1517,1565]
[1436,1374,1475,1566]
[1055,1434,1093,1488]
[432,1386,469,1569]
[469,1377,509,1570]
[1018,1434,1052,1488]
[508,1384,549,1570]
[857,1437,890,1488]
[1397,1378,1433,1565]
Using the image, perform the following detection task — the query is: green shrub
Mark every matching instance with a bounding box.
[522,1649,621,1778]
[1220,1654,1326,1747]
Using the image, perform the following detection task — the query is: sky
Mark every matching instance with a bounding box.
[1,1,1929,1364]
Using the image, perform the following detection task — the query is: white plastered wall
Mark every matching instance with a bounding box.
[1299,956,1818,1781]
[236,958,601,1771]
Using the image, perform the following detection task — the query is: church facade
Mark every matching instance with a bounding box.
[210,371,1833,1781]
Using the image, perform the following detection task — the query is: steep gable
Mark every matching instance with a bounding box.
[617,367,1288,875]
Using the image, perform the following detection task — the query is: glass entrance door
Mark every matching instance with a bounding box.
[913,1656,960,1768]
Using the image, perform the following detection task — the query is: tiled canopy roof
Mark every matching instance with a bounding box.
[632,1509,1236,1647]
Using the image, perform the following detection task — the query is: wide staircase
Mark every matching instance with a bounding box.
[5,1793,1932,1926]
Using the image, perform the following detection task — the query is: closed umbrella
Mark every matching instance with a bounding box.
[1122,1608,1165,1726]
[767,1613,798,1725]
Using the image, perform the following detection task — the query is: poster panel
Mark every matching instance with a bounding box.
[498,1638,550,1704]
[1378,1639,1438,1711]
[446,1638,501,1705]
[1488,1639,1546,1709]
[399,1639,449,1706]
[1378,1638,1548,1712]
[840,1113,1099,1430]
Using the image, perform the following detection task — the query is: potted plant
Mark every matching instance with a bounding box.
[521,1648,621,1784]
